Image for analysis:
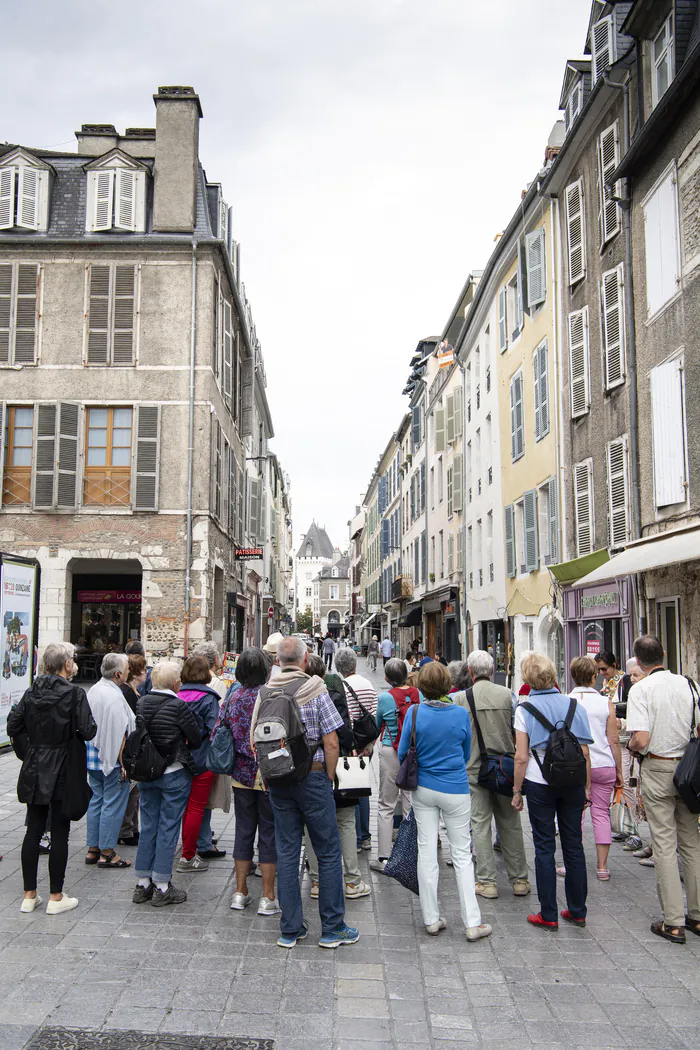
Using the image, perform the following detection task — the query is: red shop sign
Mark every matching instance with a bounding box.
[77,590,142,604]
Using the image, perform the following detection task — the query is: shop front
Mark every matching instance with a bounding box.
[423,587,461,662]
[226,591,246,653]
[478,619,508,685]
[71,573,142,680]
[562,579,634,681]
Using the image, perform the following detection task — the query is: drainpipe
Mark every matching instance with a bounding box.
[183,240,197,656]
[549,196,567,563]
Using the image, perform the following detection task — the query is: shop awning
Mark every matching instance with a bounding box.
[398,604,422,628]
[576,525,700,587]
[548,549,610,585]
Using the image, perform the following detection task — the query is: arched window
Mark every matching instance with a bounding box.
[305,542,312,557]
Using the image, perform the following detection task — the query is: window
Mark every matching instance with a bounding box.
[1,406,33,505]
[86,264,137,365]
[602,263,626,389]
[525,228,546,309]
[83,406,132,507]
[568,308,590,418]
[485,415,493,485]
[574,459,594,556]
[599,122,621,244]
[498,287,508,352]
[510,370,524,462]
[447,466,453,518]
[565,178,586,285]
[651,357,687,507]
[85,164,146,233]
[412,404,422,450]
[0,263,40,367]
[467,525,473,588]
[522,489,539,572]
[454,387,463,439]
[486,510,494,582]
[538,478,559,566]
[533,340,550,442]
[329,584,339,600]
[475,428,481,494]
[305,587,312,598]
[439,530,444,578]
[522,622,535,653]
[332,567,338,577]
[564,80,584,132]
[434,406,445,452]
[508,271,523,338]
[453,453,463,511]
[430,535,435,576]
[420,462,426,512]
[643,163,680,317]
[504,505,515,578]
[430,466,434,510]
[606,436,629,547]
[0,151,50,232]
[515,501,525,574]
[475,519,482,586]
[592,15,614,83]
[438,455,443,503]
[652,15,674,107]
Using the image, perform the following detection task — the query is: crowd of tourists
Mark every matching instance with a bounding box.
[6,628,700,947]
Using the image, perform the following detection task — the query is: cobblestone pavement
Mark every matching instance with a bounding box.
[0,658,698,1050]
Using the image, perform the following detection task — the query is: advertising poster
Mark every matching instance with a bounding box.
[1,558,38,747]
[220,652,238,682]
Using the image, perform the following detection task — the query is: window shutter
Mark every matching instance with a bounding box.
[92,171,114,232]
[498,287,508,351]
[0,264,11,363]
[568,308,590,418]
[457,529,464,573]
[504,505,516,578]
[114,169,137,231]
[222,299,233,404]
[410,475,415,520]
[523,489,539,571]
[13,264,38,364]
[518,239,528,319]
[454,386,463,438]
[533,349,542,442]
[448,534,454,575]
[0,167,15,229]
[133,404,160,511]
[33,402,58,510]
[526,228,546,308]
[56,402,79,509]
[547,478,559,564]
[229,452,238,537]
[602,265,625,388]
[447,467,453,517]
[537,340,549,439]
[260,483,267,543]
[381,518,390,560]
[651,359,686,506]
[565,178,586,285]
[113,265,136,365]
[378,474,388,514]
[87,265,111,364]
[643,166,680,317]
[599,122,621,242]
[592,15,614,82]
[574,460,594,556]
[411,405,421,449]
[606,437,629,547]
[453,453,463,511]
[510,372,524,461]
[238,465,244,538]
[420,462,425,511]
[435,407,446,452]
[446,394,455,443]
[248,475,260,540]
[17,167,40,230]
[421,530,427,581]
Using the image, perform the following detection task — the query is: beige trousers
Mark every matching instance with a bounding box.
[641,758,700,928]
[305,804,360,885]
[469,780,528,885]
[378,743,412,859]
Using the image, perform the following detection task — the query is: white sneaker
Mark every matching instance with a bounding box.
[369,859,387,873]
[466,923,492,942]
[345,880,371,899]
[20,894,43,913]
[425,917,447,935]
[46,895,79,915]
[257,896,281,916]
[176,854,209,873]
[230,892,252,910]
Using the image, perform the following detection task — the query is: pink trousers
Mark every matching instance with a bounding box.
[585,765,617,845]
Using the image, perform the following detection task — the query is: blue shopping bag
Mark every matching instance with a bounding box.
[384,808,419,895]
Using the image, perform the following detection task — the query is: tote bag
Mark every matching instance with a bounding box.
[609,786,638,838]
[61,688,93,822]
[334,755,372,800]
[384,808,419,895]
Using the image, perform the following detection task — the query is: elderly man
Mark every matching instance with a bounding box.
[254,636,359,949]
[335,647,378,851]
[455,650,530,899]
[85,653,135,868]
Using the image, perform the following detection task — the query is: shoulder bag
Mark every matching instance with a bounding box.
[334,754,372,800]
[395,703,419,790]
[673,678,700,814]
[344,680,380,751]
[465,688,514,798]
[384,808,419,895]
[61,687,93,822]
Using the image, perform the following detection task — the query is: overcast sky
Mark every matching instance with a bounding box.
[3,0,592,552]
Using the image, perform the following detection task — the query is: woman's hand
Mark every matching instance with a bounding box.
[584,787,592,808]
[511,790,524,812]
[614,769,624,790]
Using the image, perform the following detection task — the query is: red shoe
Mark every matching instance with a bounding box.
[561,909,586,927]
[527,912,558,929]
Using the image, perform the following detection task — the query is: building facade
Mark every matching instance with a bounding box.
[315,552,351,637]
[292,522,334,627]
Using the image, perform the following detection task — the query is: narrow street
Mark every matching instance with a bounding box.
[0,657,697,1050]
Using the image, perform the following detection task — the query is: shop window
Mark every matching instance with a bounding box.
[657,598,681,674]
[83,406,133,507]
[2,405,34,506]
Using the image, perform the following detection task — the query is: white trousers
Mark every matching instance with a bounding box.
[378,744,412,859]
[412,786,482,930]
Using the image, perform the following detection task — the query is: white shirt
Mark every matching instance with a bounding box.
[380,639,394,658]
[626,670,698,758]
[570,687,614,768]
[514,704,547,785]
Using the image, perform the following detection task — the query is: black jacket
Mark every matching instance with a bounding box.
[137,689,202,772]
[120,682,140,714]
[7,675,97,805]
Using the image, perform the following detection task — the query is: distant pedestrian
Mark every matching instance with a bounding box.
[447,660,470,694]
[263,632,284,680]
[367,635,379,672]
[176,656,221,874]
[380,636,394,666]
[322,633,336,671]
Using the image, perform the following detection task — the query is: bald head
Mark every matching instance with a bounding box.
[277,636,308,669]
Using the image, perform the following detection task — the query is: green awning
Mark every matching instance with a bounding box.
[548,548,610,585]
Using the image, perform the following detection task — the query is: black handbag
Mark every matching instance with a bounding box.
[344,680,380,751]
[61,687,93,822]
[464,688,515,798]
[673,678,700,814]
[395,703,419,790]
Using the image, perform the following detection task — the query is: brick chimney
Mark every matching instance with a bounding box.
[152,86,203,233]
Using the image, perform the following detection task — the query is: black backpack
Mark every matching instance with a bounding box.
[521,698,587,789]
[123,703,172,782]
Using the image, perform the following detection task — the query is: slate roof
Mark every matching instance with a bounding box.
[317,555,350,579]
[296,522,334,559]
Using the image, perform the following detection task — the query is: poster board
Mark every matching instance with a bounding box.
[220,652,238,682]
[1,554,40,748]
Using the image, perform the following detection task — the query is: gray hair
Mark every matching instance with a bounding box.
[385,658,407,687]
[625,657,639,674]
[447,660,468,688]
[277,635,307,667]
[467,649,494,679]
[151,660,182,691]
[335,648,357,677]
[42,642,75,675]
[100,653,128,680]
[193,641,220,669]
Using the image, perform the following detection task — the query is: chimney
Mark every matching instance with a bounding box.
[75,124,118,156]
[152,86,203,233]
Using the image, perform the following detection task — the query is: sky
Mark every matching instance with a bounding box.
[2,0,593,553]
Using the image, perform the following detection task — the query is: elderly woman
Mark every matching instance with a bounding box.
[512,653,593,929]
[335,646,378,853]
[8,643,96,914]
[132,661,201,907]
[399,661,491,942]
[447,660,471,694]
[193,641,227,699]
[176,655,222,874]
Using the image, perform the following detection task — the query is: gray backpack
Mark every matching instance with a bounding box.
[253,677,315,783]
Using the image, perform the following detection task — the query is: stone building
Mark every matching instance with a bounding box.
[292,522,334,626]
[314,552,351,637]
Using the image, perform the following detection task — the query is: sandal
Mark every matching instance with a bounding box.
[85,848,100,865]
[685,916,700,937]
[596,869,610,881]
[97,850,131,869]
[650,919,685,944]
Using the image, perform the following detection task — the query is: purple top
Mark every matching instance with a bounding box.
[214,684,260,788]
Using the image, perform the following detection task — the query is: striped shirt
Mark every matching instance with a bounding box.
[342,674,379,721]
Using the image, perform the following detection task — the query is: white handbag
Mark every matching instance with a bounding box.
[334,755,372,798]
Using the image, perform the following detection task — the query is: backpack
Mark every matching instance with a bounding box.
[673,678,700,814]
[252,677,313,783]
[521,698,586,789]
[123,714,168,783]
[387,687,420,753]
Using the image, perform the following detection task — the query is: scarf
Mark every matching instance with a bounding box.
[424,695,453,708]
[87,678,136,775]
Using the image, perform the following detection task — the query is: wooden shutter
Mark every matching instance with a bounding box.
[241,355,254,436]
[92,171,114,231]
[420,461,425,511]
[574,460,594,556]
[447,466,453,517]
[113,265,136,365]
[87,265,111,364]
[0,167,14,229]
[643,165,680,317]
[453,453,463,510]
[602,264,625,388]
[248,475,260,540]
[115,169,137,231]
[526,228,546,308]
[238,465,244,538]
[535,340,549,440]
[518,239,528,318]
[504,505,516,577]
[435,407,446,452]
[510,372,524,461]
[454,386,463,438]
[133,405,160,510]
[260,484,267,542]
[221,438,229,533]
[533,347,542,442]
[498,287,508,351]
[447,534,454,575]
[0,263,11,363]
[546,478,559,564]
[607,437,629,547]
[592,15,614,82]
[0,402,5,497]
[446,394,455,443]
[13,264,38,364]
[56,402,79,509]
[17,167,39,230]
[381,518,390,560]
[651,359,686,506]
[457,529,464,573]
[33,402,57,509]
[229,452,238,537]
[568,308,590,418]
[523,489,538,571]
[565,178,586,285]
[411,405,421,449]
[599,122,621,243]
[222,299,233,405]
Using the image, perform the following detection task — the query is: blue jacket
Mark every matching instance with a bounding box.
[178,683,221,774]
[398,702,471,794]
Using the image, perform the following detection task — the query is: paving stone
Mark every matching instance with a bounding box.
[338,997,389,1019]
[335,978,386,999]
[158,1009,221,1034]
[0,1027,39,1050]
[104,1006,168,1031]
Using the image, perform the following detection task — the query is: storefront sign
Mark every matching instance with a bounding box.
[580,587,620,618]
[586,639,602,655]
[77,590,142,604]
[1,558,38,747]
[235,548,263,560]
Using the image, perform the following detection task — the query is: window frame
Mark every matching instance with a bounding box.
[1,403,34,507]
[83,405,134,508]
[0,262,42,367]
[642,160,681,319]
[84,262,139,367]
[652,14,675,108]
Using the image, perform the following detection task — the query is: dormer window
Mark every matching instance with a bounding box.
[332,567,338,577]
[0,149,51,232]
[652,15,674,108]
[564,80,584,132]
[592,14,614,83]
[85,150,148,233]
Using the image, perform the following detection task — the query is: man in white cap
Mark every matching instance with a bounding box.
[263,632,284,680]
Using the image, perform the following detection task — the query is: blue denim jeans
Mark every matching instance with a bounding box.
[135,768,192,883]
[355,796,370,847]
[269,770,344,937]
[525,779,587,923]
[197,807,213,852]
[86,767,130,851]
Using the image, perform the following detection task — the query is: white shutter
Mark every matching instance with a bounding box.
[133,404,160,511]
[454,386,463,438]
[447,534,454,575]
[510,372,524,461]
[446,394,455,443]
[504,505,516,577]
[533,348,542,442]
[56,402,79,509]
[651,359,686,506]
[498,287,508,351]
[218,194,228,241]
[0,167,15,229]
[568,308,590,418]
[547,478,559,565]
[222,299,233,405]
[87,264,111,364]
[435,407,445,452]
[602,264,625,388]
[248,476,260,540]
[113,265,136,364]
[536,340,549,439]
[574,460,594,557]
[17,167,40,230]
[33,402,58,510]
[599,122,621,243]
[565,178,586,285]
[92,171,114,232]
[13,264,38,364]
[643,165,680,317]
[523,490,539,572]
[607,436,629,547]
[526,228,546,308]
[115,169,137,231]
[592,15,614,82]
[453,453,463,511]
[260,484,268,543]
[0,264,11,363]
